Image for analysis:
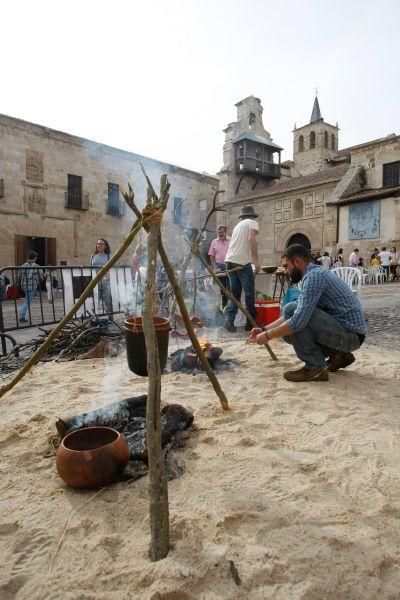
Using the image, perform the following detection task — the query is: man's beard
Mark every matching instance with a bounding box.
[289,267,303,284]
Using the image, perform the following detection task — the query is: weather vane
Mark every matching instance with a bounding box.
[315,87,318,96]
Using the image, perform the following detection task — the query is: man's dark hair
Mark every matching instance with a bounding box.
[28,251,38,261]
[354,248,359,252]
[382,246,386,251]
[282,244,311,261]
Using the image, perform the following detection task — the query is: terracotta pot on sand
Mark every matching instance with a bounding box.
[124,316,170,377]
[56,426,129,489]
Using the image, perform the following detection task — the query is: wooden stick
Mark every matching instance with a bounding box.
[188,241,278,361]
[121,185,230,411]
[142,177,170,562]
[157,236,230,410]
[0,216,142,399]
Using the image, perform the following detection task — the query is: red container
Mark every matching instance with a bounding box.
[255,300,280,326]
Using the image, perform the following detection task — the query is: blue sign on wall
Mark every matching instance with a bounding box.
[348,200,380,239]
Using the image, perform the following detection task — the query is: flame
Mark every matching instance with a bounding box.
[197,335,212,353]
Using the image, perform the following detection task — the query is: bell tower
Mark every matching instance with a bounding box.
[293,96,339,176]
[219,96,283,201]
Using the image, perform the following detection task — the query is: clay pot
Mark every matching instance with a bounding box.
[124,316,170,377]
[56,426,129,489]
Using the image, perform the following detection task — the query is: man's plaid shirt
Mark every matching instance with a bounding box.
[18,261,42,292]
[285,263,367,335]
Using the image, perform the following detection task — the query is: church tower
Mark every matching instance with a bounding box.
[219,96,283,201]
[292,96,339,176]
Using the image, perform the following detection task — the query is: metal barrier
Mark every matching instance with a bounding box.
[0,264,138,354]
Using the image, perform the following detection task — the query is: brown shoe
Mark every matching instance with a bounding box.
[327,352,355,372]
[283,366,329,382]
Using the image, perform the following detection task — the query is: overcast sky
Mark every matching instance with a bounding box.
[3,0,399,174]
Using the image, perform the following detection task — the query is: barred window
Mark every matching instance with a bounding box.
[383,161,400,188]
[310,131,315,149]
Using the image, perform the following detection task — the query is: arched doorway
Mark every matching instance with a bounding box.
[286,233,311,250]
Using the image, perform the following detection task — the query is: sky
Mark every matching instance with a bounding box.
[2,0,399,174]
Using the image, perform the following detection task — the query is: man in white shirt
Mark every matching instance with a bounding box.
[224,205,260,332]
[378,246,391,281]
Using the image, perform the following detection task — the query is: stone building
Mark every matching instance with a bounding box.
[0,114,218,267]
[219,96,400,265]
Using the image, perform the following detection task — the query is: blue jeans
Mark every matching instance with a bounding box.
[225,262,256,323]
[282,302,362,370]
[19,289,37,318]
[98,280,113,314]
[216,262,230,309]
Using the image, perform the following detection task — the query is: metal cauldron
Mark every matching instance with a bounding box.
[56,426,129,489]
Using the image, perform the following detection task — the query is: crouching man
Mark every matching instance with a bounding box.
[246,244,366,382]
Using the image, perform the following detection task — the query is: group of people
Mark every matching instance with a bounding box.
[207,208,367,383]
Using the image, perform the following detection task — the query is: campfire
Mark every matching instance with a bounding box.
[170,336,223,372]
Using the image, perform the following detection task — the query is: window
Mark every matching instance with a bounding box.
[173,197,183,225]
[324,131,328,148]
[107,183,123,216]
[299,135,304,152]
[310,131,315,149]
[0,178,4,198]
[383,161,400,188]
[65,174,88,209]
[293,198,304,219]
[331,134,335,151]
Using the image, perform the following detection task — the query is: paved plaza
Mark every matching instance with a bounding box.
[1,281,399,352]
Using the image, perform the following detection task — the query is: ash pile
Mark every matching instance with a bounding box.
[56,395,193,481]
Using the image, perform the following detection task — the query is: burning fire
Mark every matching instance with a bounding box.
[197,335,213,353]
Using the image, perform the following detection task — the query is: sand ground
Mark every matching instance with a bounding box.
[1,334,400,599]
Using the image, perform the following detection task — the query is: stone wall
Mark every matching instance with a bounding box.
[0,114,218,266]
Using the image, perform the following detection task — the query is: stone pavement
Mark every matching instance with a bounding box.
[361,282,400,351]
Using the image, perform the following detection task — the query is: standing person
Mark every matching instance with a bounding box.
[317,252,331,270]
[332,248,343,269]
[247,244,366,382]
[349,248,360,267]
[131,243,146,283]
[18,251,43,322]
[90,239,113,321]
[389,247,399,281]
[378,247,391,281]
[224,205,260,332]
[208,225,231,310]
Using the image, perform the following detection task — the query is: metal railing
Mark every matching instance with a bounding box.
[64,191,89,210]
[235,157,281,179]
[106,198,126,216]
[0,265,137,355]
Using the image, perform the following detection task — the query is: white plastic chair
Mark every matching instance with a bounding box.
[331,267,361,296]
[376,267,387,283]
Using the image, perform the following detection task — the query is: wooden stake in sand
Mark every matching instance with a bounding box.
[141,174,170,561]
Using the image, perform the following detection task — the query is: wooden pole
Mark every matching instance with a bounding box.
[188,241,278,362]
[142,174,170,561]
[157,235,230,410]
[121,183,230,411]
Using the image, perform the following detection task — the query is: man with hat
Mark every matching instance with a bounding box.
[224,205,260,332]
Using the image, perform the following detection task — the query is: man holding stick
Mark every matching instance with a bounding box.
[247,244,366,382]
[224,205,260,333]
